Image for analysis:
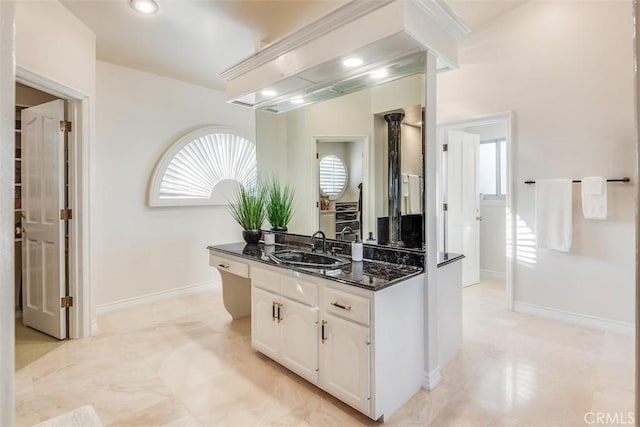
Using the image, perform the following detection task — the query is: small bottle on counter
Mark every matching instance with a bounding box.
[351,235,363,261]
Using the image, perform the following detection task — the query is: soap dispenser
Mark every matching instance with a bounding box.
[351,235,363,262]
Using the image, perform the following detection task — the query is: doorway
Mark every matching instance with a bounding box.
[15,67,91,341]
[313,136,370,242]
[438,113,514,309]
[14,83,72,369]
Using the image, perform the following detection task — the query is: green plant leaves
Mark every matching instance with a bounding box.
[227,183,267,230]
[266,175,295,229]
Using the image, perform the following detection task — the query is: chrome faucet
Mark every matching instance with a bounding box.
[311,230,327,253]
[339,226,353,241]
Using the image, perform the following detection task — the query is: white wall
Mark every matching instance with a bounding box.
[479,200,506,274]
[94,61,255,306]
[0,2,15,424]
[15,0,95,97]
[439,1,635,325]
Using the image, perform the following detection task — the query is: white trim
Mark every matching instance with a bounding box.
[412,0,470,40]
[513,301,635,337]
[220,0,468,83]
[219,1,394,81]
[95,280,221,317]
[480,269,506,281]
[16,66,85,100]
[422,367,442,391]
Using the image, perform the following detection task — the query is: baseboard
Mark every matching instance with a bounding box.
[422,367,442,391]
[513,301,635,336]
[480,269,506,281]
[95,280,221,318]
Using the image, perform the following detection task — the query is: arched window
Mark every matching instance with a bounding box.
[148,127,256,206]
[319,154,347,197]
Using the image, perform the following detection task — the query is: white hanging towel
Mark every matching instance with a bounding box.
[581,177,607,220]
[535,179,572,252]
[408,174,421,214]
[401,174,409,213]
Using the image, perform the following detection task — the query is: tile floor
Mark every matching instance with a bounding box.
[15,279,634,426]
[15,320,65,371]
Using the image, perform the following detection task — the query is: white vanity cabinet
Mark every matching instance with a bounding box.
[320,311,371,414]
[251,286,280,360]
[279,297,319,383]
[247,262,424,421]
[251,266,319,384]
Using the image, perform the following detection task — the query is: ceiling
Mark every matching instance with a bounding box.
[60,0,527,91]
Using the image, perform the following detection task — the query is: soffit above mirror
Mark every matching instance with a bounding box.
[220,0,469,113]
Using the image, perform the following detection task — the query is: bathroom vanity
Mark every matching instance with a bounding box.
[207,240,425,421]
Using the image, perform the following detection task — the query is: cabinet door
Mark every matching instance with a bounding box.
[319,313,371,415]
[279,297,319,384]
[251,287,280,360]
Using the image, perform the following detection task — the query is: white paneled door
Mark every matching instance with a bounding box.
[446,130,480,287]
[21,100,67,339]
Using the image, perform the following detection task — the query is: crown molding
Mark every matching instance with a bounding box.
[413,0,470,41]
[219,0,394,82]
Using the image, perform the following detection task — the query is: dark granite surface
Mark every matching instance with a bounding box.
[207,242,424,291]
[267,230,425,268]
[437,252,465,268]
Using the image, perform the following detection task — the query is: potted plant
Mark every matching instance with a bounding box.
[266,175,295,232]
[228,183,267,244]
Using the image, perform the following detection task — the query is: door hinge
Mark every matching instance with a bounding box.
[60,120,72,132]
[443,203,448,211]
[316,152,319,159]
[60,208,73,221]
[61,296,73,308]
[442,144,448,152]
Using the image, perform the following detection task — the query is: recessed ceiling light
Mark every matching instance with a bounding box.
[290,97,304,104]
[130,0,158,14]
[342,57,363,68]
[369,69,388,79]
[261,89,277,97]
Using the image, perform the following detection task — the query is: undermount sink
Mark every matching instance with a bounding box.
[269,249,350,269]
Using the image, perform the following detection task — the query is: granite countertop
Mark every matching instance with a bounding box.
[207,242,424,291]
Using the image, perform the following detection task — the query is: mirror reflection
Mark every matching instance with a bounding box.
[256,66,425,250]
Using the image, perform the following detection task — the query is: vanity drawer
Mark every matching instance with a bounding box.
[210,254,249,278]
[281,274,318,306]
[251,266,281,294]
[323,286,370,326]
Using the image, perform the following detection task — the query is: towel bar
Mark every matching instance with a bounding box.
[524,177,631,185]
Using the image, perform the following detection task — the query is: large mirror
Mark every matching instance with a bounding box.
[256,57,425,250]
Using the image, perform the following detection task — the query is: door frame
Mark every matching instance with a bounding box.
[312,135,371,239]
[16,66,91,339]
[437,112,515,311]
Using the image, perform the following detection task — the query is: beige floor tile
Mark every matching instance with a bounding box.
[15,279,634,427]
